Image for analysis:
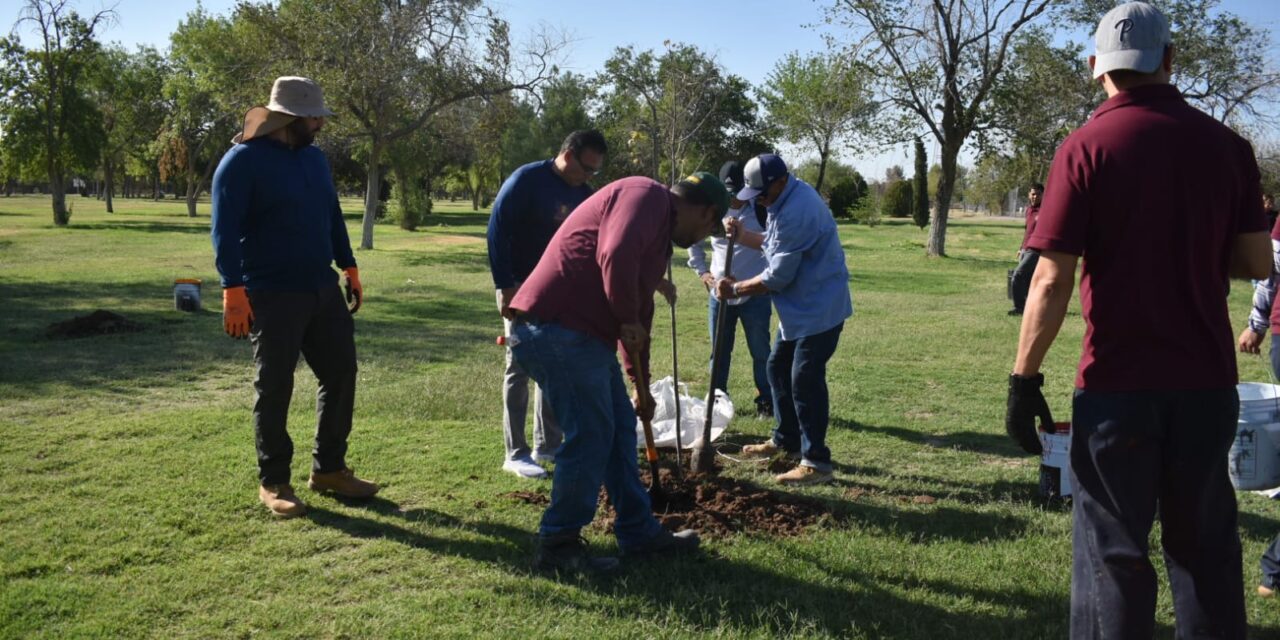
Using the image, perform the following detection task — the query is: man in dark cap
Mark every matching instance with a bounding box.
[687,160,774,417]
[507,172,728,573]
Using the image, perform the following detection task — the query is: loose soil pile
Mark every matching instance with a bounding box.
[595,464,827,537]
[45,310,143,339]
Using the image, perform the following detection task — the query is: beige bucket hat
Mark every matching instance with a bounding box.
[233,76,335,144]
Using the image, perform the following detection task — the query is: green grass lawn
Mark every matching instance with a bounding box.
[2,193,1278,639]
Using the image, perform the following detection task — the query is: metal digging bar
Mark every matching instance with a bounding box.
[691,231,735,475]
[666,258,684,480]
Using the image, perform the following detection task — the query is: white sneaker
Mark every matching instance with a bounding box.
[503,457,548,479]
[532,451,555,464]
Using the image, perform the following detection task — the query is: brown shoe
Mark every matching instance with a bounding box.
[1260,585,1276,598]
[775,465,834,486]
[741,441,800,460]
[259,483,307,518]
[308,467,379,498]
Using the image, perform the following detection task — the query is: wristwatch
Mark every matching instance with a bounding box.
[731,281,742,297]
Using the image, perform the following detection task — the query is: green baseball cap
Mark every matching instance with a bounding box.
[678,170,730,222]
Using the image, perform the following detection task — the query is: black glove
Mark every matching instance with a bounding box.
[1006,373,1055,455]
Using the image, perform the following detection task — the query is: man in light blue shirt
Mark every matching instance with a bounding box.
[716,153,853,486]
[687,160,773,418]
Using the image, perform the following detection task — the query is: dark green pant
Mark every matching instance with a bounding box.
[248,285,357,486]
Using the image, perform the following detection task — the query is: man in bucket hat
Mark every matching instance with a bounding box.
[212,76,379,518]
[1005,3,1270,637]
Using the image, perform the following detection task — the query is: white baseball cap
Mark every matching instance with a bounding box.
[1092,2,1171,80]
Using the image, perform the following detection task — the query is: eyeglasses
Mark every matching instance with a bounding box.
[574,152,603,177]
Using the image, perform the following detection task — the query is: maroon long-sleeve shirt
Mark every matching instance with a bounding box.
[509,177,674,382]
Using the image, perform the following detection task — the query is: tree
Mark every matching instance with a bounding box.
[984,28,1100,183]
[882,179,913,218]
[245,0,566,249]
[598,43,763,185]
[830,0,1055,256]
[828,173,867,218]
[1068,0,1280,128]
[912,137,929,229]
[794,157,862,199]
[758,51,873,192]
[0,0,114,225]
[160,8,259,217]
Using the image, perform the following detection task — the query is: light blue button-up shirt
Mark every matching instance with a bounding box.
[687,198,770,306]
[759,177,853,340]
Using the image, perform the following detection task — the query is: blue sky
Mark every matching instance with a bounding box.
[6,0,1280,178]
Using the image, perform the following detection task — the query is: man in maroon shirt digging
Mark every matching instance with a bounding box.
[1005,3,1270,637]
[506,172,728,574]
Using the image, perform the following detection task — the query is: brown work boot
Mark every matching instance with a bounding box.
[259,483,307,518]
[308,467,380,498]
[741,440,800,460]
[1260,585,1276,598]
[775,465,834,486]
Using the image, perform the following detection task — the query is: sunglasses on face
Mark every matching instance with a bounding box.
[574,152,602,177]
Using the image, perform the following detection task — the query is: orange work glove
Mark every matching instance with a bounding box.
[344,267,363,314]
[222,286,253,338]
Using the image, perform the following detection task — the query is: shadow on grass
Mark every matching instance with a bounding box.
[69,221,211,234]
[834,417,1027,459]
[0,278,495,394]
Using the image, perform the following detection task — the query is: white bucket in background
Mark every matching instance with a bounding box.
[1229,383,1280,491]
[173,278,202,312]
[1039,422,1072,499]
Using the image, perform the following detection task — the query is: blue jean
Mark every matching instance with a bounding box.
[707,293,773,397]
[1069,387,1244,640]
[767,322,842,472]
[1263,338,1280,588]
[509,321,663,549]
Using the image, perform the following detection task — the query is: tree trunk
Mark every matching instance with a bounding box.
[104,159,115,213]
[50,172,69,226]
[815,148,830,194]
[928,140,961,257]
[360,139,383,250]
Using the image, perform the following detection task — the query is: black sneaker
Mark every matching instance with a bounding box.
[1007,309,1023,316]
[533,532,620,574]
[754,395,773,419]
[621,529,700,557]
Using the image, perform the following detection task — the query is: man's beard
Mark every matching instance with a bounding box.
[287,118,315,148]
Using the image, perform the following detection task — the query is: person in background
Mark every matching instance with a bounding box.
[1008,183,1044,316]
[486,130,606,479]
[687,160,774,418]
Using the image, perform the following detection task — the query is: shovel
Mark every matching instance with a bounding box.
[692,231,735,475]
[634,365,665,506]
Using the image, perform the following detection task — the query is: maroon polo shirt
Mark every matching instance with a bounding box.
[1020,204,1040,250]
[1268,216,1280,333]
[509,177,674,381]
[1028,84,1266,391]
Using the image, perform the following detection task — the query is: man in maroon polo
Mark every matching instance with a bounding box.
[505,172,727,573]
[1004,3,1270,637]
[1008,183,1044,316]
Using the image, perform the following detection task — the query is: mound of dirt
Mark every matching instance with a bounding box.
[45,310,143,339]
[500,490,550,506]
[595,464,827,538]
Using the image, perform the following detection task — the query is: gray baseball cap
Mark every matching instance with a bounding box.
[1092,2,1171,80]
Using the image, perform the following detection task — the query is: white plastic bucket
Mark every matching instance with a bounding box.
[1039,422,1072,499]
[1229,382,1280,491]
[173,279,202,312]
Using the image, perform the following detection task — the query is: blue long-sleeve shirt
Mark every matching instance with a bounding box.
[486,160,594,290]
[759,177,853,340]
[210,137,355,291]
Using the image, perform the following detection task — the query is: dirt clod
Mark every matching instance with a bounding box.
[500,490,549,506]
[595,465,827,538]
[45,310,142,340]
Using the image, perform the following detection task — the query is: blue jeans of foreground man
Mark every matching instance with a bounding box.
[510,321,664,549]
[767,322,842,473]
[1069,387,1244,640]
[1261,339,1280,591]
[707,292,772,397]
